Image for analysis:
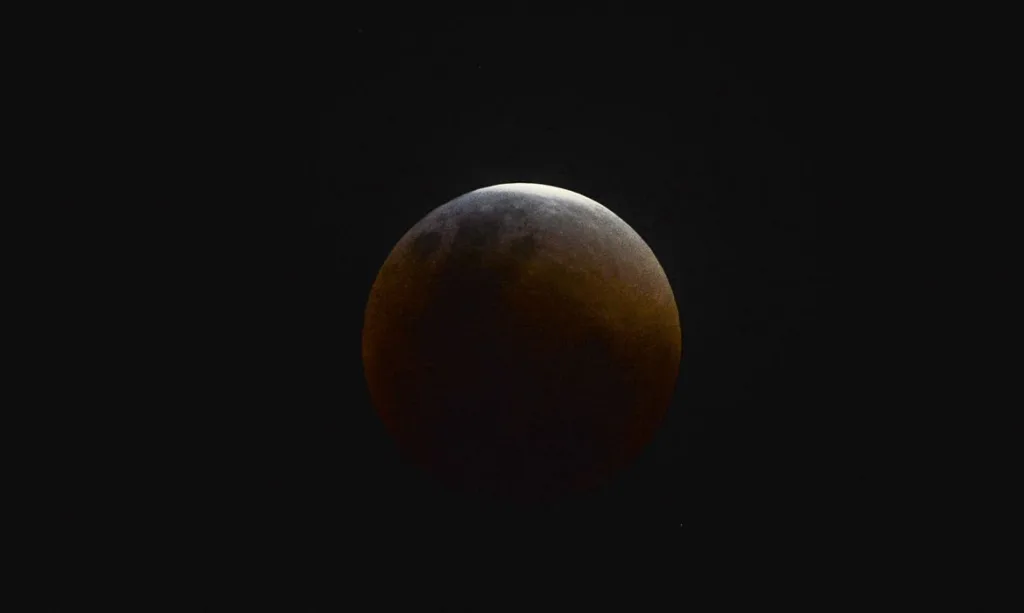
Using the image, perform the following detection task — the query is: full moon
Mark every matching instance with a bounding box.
[362,183,681,503]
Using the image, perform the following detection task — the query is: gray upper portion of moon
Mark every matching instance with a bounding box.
[404,184,634,254]
[375,183,679,341]
[398,184,666,283]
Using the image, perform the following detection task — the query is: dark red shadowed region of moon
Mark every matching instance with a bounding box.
[361,183,681,504]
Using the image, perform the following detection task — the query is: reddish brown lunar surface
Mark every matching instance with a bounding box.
[362,183,681,503]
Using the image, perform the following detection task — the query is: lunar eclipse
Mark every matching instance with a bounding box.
[362,183,681,503]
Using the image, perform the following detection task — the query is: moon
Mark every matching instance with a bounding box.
[362,183,681,503]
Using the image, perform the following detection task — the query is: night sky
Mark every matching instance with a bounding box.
[40,11,952,605]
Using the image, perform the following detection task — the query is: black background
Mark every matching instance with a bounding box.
[39,10,959,606]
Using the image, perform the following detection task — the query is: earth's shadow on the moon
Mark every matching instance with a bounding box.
[369,191,679,506]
